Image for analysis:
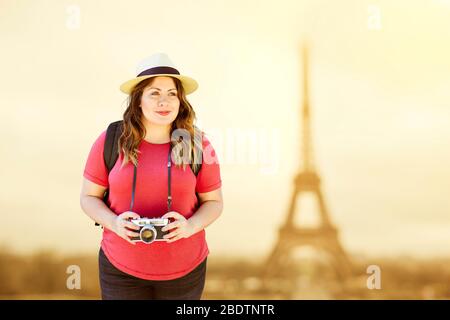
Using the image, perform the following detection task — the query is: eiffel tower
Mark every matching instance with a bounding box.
[262,45,353,291]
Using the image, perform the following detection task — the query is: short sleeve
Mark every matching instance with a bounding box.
[83,130,109,187]
[195,134,222,193]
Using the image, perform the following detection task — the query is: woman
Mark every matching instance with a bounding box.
[80,53,223,300]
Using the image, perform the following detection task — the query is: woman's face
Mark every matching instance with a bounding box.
[140,76,180,127]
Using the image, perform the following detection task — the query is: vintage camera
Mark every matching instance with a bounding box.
[129,218,170,244]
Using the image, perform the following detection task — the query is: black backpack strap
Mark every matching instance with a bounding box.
[190,126,203,176]
[95,120,122,227]
[191,128,204,206]
[104,120,123,173]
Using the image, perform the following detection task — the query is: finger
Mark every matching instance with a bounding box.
[163,230,179,240]
[162,211,181,220]
[167,235,182,243]
[162,221,179,232]
[125,221,140,230]
[126,230,140,238]
[121,211,141,220]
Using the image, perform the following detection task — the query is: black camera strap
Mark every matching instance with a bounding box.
[129,145,173,212]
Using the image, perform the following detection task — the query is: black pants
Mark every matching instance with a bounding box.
[98,247,207,300]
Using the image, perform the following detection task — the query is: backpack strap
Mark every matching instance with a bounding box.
[191,125,204,176]
[103,120,123,173]
[95,120,122,226]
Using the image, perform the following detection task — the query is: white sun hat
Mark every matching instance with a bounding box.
[119,52,198,95]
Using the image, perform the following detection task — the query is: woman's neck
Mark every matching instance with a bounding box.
[143,123,171,144]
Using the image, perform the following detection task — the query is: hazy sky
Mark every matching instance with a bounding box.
[1,0,449,259]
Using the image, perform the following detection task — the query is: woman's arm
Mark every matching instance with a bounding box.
[162,188,224,242]
[189,188,224,234]
[80,178,117,230]
[80,178,141,244]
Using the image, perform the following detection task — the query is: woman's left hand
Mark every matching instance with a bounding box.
[161,211,196,243]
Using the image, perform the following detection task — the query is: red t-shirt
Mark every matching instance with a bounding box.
[83,129,222,280]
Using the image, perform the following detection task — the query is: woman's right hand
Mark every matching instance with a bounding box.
[111,211,141,245]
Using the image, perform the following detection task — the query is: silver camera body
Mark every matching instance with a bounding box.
[129,218,170,244]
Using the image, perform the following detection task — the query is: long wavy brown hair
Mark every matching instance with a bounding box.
[118,76,203,172]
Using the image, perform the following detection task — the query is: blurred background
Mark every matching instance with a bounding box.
[1,0,450,299]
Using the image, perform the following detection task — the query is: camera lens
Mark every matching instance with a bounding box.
[140,225,156,244]
[141,229,153,241]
